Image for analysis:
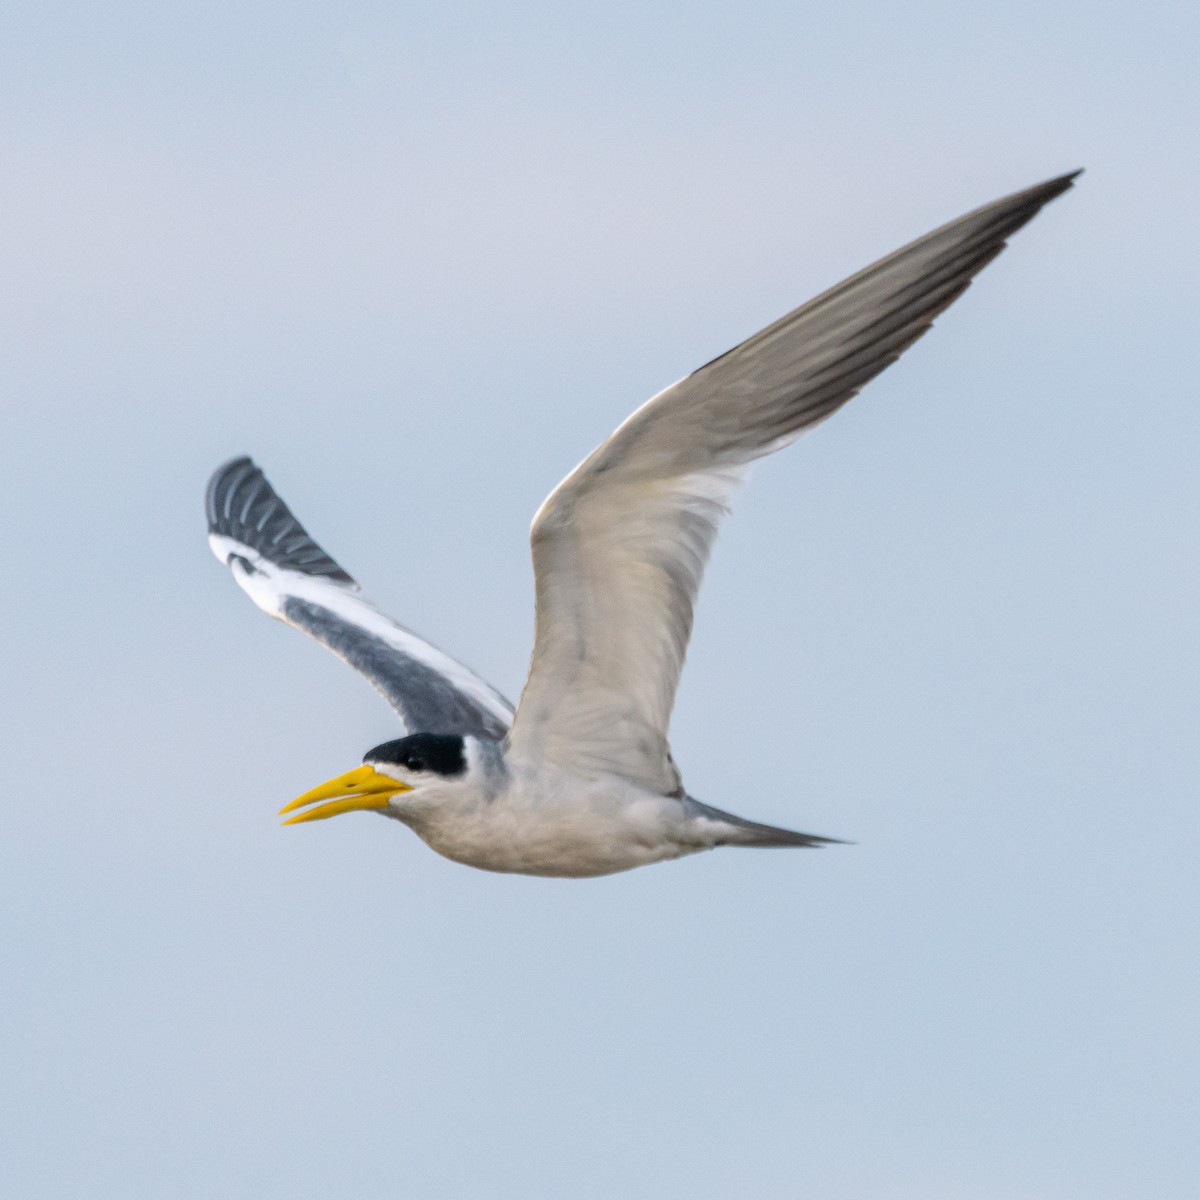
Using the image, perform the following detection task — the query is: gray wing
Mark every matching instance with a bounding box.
[506,172,1078,793]
[206,457,513,740]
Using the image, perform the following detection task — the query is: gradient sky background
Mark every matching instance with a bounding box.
[2,3,1197,1198]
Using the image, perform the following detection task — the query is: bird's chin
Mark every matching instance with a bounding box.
[277,764,412,825]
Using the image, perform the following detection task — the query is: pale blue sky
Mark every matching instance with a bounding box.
[2,3,1197,1198]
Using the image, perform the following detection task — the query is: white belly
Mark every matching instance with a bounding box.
[402,774,707,878]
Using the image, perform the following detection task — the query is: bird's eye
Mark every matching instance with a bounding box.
[406,757,426,772]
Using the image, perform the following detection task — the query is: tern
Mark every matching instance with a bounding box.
[207,171,1076,877]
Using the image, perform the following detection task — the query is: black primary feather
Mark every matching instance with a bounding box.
[206,456,356,585]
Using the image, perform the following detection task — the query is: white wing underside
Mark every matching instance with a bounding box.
[506,173,1077,794]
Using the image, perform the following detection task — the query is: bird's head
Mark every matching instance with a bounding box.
[279,733,468,825]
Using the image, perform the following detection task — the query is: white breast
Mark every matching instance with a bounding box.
[401,767,706,878]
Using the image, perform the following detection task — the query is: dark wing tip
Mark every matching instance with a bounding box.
[205,455,252,529]
[953,169,1080,253]
[1027,167,1083,195]
[688,169,1081,390]
[205,456,357,586]
[992,168,1081,218]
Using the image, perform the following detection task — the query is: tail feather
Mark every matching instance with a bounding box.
[685,797,847,849]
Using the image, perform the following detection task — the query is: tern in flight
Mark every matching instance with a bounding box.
[207,171,1077,877]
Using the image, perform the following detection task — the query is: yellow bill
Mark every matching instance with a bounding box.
[280,764,412,826]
